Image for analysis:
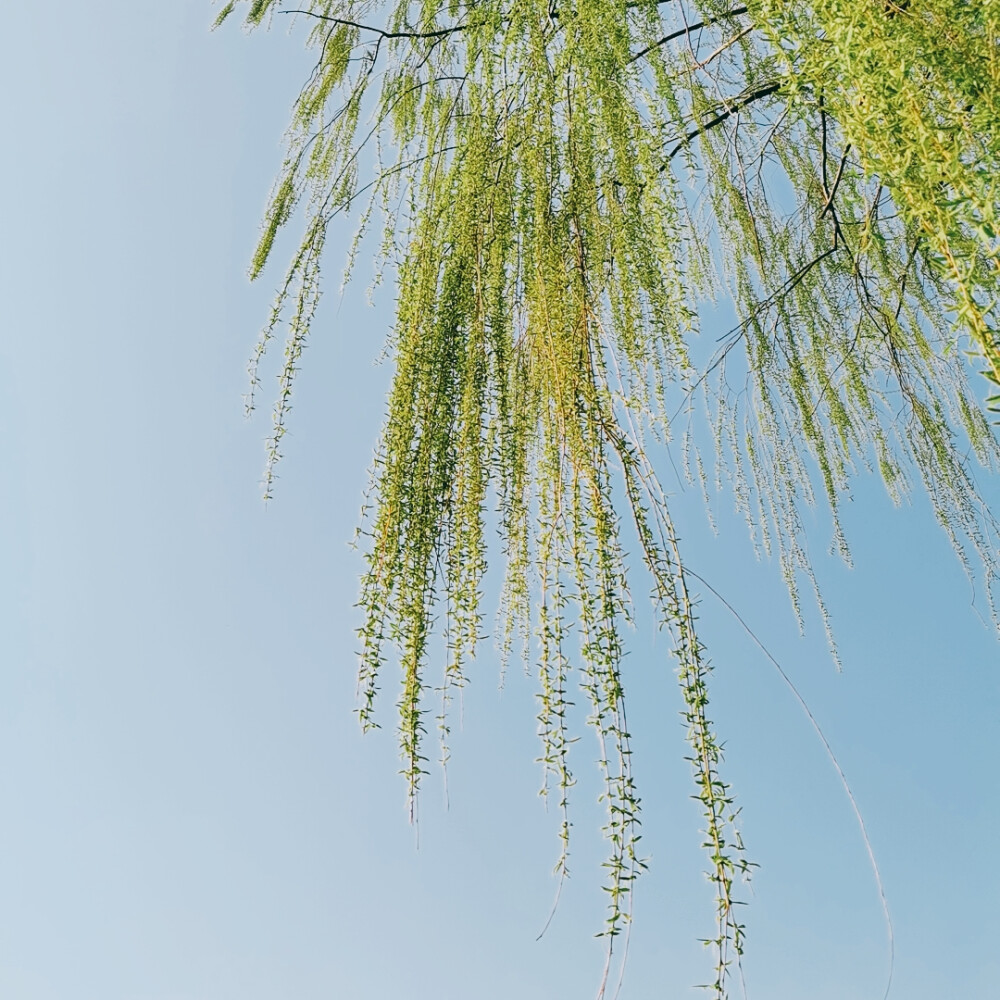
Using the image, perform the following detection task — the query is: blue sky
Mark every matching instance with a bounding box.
[1,3,998,998]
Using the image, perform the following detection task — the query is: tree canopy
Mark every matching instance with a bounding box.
[217,1,1000,995]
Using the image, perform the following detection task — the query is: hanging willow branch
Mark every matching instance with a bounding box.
[218,0,1000,995]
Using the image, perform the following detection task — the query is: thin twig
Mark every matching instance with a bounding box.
[692,23,754,70]
[686,568,895,1000]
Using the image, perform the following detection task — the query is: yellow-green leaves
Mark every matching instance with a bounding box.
[756,0,1000,394]
[211,1,236,28]
[251,173,295,281]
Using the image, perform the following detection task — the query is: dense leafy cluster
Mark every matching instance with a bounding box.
[761,0,1000,398]
[219,0,1000,994]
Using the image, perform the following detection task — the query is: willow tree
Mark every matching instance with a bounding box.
[216,0,1000,995]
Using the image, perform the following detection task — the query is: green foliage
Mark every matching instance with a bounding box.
[220,0,1000,994]
[757,0,1000,409]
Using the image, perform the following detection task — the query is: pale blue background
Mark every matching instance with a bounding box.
[1,3,998,998]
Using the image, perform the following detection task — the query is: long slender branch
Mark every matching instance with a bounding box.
[630,7,749,64]
[279,9,469,41]
[692,23,754,70]
[668,240,844,425]
[662,82,782,166]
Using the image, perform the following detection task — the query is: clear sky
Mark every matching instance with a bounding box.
[1,3,998,999]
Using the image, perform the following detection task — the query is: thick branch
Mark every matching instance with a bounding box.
[662,82,782,166]
[630,8,750,64]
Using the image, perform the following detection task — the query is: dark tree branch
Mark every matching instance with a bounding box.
[630,7,749,63]
[279,9,469,42]
[662,82,782,167]
[821,146,852,218]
